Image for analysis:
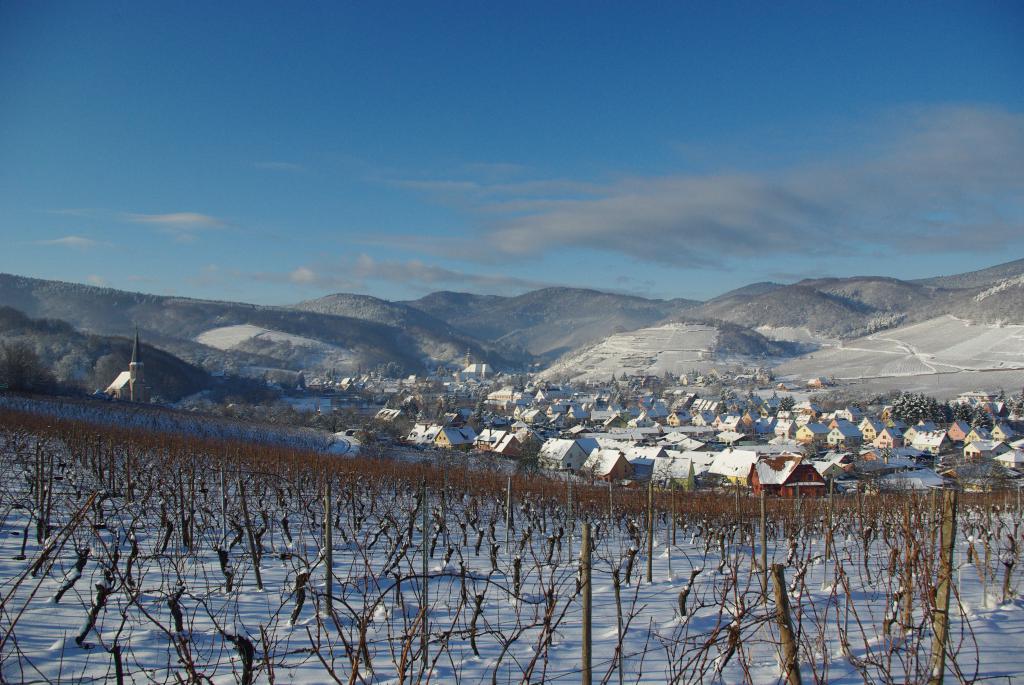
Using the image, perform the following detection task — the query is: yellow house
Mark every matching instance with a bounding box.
[964,427,992,445]
[992,423,1017,442]
[859,418,884,442]
[796,423,830,448]
[434,426,477,450]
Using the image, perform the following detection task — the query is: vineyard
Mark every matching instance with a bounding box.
[1,408,1023,684]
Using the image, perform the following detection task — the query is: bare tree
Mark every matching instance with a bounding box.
[0,341,53,392]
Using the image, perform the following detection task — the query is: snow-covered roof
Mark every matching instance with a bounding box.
[753,456,803,485]
[878,469,945,490]
[105,371,131,392]
[995,450,1024,466]
[709,449,760,479]
[584,448,627,476]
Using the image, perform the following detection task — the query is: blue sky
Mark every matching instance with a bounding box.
[1,1,1022,304]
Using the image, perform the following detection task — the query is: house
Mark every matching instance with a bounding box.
[774,419,796,439]
[666,409,691,427]
[859,418,885,443]
[994,450,1024,471]
[796,422,830,448]
[749,455,826,497]
[374,408,403,422]
[625,445,669,463]
[813,453,854,481]
[827,421,862,449]
[877,469,946,491]
[946,420,971,443]
[964,440,1006,460]
[992,423,1018,442]
[754,417,777,437]
[795,401,823,419]
[911,431,950,456]
[873,427,904,449]
[835,407,865,423]
[583,448,633,482]
[708,448,761,486]
[475,429,522,456]
[717,430,747,446]
[435,426,478,450]
[964,427,992,445]
[603,413,629,429]
[407,423,442,446]
[691,411,717,427]
[538,439,589,471]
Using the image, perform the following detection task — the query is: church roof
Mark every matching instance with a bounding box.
[106,371,131,393]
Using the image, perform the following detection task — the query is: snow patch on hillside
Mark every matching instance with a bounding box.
[776,315,1024,396]
[541,323,719,381]
[196,324,326,350]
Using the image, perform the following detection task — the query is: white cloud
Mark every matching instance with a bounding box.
[247,255,552,295]
[124,212,225,227]
[396,105,1024,266]
[123,212,227,242]
[86,274,108,286]
[34,235,102,249]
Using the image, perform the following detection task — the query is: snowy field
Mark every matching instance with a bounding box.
[2,410,1024,684]
[542,324,719,382]
[777,316,1024,398]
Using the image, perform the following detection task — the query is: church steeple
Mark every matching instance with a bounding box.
[130,327,141,366]
[128,327,146,402]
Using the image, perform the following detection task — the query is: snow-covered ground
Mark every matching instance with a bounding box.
[776,315,1024,398]
[2,417,1023,684]
[196,325,327,351]
[755,325,836,346]
[542,323,720,382]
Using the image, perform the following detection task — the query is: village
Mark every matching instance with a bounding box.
[294,354,1024,497]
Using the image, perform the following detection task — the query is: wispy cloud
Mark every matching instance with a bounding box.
[123,211,227,242]
[33,235,103,250]
[350,254,552,293]
[86,274,109,287]
[247,254,553,295]
[124,212,225,227]
[395,105,1024,266]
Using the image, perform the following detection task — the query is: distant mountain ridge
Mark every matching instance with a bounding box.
[914,257,1024,290]
[0,256,1022,381]
[0,274,523,377]
[401,287,700,359]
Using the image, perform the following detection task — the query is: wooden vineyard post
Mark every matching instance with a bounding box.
[608,481,613,524]
[567,476,574,562]
[646,479,654,584]
[760,491,768,599]
[324,475,333,615]
[929,490,958,685]
[581,522,592,685]
[771,564,802,685]
[237,467,263,592]
[505,475,512,559]
[220,462,228,548]
[421,479,429,674]
[666,503,673,579]
[822,481,833,590]
[671,484,677,546]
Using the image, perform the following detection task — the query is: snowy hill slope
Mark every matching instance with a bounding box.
[775,315,1024,396]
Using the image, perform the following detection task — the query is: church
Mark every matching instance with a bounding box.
[105,329,151,402]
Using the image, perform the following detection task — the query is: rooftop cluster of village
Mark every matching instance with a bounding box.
[313,357,1024,495]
